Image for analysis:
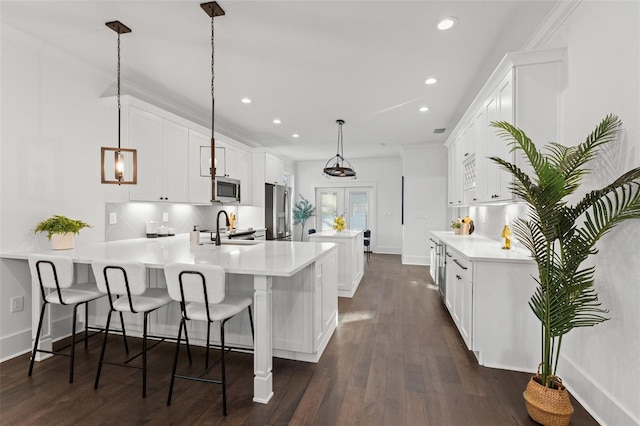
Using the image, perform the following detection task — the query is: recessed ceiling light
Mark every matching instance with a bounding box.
[273,119,282,124]
[424,77,438,85]
[241,97,252,104]
[436,17,457,31]
[419,106,429,112]
[292,134,300,138]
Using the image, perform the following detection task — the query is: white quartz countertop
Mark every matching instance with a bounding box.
[2,234,336,277]
[309,229,363,239]
[430,231,534,263]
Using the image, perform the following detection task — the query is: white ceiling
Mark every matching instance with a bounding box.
[1,1,557,161]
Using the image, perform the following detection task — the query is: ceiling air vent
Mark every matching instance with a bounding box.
[433,128,446,134]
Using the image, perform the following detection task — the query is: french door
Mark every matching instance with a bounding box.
[315,187,372,232]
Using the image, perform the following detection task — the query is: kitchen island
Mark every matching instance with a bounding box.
[1,235,338,404]
[309,229,364,297]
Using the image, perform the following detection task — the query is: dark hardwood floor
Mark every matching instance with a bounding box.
[0,254,598,425]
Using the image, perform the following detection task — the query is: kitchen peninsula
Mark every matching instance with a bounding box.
[1,235,338,404]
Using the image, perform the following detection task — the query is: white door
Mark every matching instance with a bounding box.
[346,188,369,231]
[316,188,344,231]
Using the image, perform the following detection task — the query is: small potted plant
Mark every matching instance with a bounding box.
[450,220,461,235]
[34,215,91,250]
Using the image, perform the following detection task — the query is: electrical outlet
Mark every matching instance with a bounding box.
[162,212,169,222]
[11,296,24,313]
[109,212,117,224]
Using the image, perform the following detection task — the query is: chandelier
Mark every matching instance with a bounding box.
[323,119,356,178]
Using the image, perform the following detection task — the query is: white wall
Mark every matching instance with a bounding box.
[401,145,448,264]
[536,2,640,425]
[295,157,403,253]
[0,27,114,360]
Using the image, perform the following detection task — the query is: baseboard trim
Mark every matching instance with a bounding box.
[561,354,639,426]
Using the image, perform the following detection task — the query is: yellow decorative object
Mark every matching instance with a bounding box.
[333,215,346,231]
[501,224,512,249]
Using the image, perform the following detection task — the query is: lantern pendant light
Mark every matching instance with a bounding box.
[201,2,225,202]
[323,119,357,178]
[101,20,137,185]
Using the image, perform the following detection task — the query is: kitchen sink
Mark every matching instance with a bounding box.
[200,239,263,246]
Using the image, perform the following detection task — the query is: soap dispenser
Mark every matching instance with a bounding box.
[190,226,200,245]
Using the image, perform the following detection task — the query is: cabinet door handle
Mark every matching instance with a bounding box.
[453,259,468,270]
[446,253,452,258]
[429,238,436,243]
[456,275,462,280]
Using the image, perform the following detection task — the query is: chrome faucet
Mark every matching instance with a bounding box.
[215,210,230,246]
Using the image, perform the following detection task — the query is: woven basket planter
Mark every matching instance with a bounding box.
[523,371,574,426]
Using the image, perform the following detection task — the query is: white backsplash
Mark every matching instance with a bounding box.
[104,203,241,241]
[465,203,530,247]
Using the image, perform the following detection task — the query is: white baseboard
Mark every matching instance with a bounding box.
[0,329,32,363]
[374,246,401,255]
[401,255,428,265]
[561,354,639,426]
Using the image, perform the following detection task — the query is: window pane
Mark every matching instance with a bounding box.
[349,191,367,230]
[320,192,338,230]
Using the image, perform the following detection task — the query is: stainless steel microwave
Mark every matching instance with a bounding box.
[213,176,241,203]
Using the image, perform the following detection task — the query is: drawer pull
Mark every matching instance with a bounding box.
[456,275,462,280]
[446,253,452,258]
[453,259,468,270]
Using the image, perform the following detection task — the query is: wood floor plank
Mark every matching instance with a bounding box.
[0,254,599,425]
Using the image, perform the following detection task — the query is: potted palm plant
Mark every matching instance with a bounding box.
[293,195,316,241]
[34,215,91,250]
[489,115,640,426]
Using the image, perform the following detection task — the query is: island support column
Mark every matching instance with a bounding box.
[253,275,274,403]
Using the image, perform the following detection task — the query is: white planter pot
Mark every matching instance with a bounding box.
[50,233,75,250]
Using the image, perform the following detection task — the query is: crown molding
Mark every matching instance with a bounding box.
[524,0,582,50]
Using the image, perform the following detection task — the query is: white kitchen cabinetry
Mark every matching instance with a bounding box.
[446,48,563,205]
[237,148,253,205]
[447,136,463,206]
[265,154,285,185]
[308,229,364,298]
[448,249,473,349]
[432,231,540,373]
[271,248,338,361]
[188,130,212,204]
[129,107,189,203]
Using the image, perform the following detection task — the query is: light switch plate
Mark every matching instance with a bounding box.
[109,212,117,224]
[163,212,169,222]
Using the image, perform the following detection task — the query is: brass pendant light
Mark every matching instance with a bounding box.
[323,119,357,178]
[101,20,137,185]
[201,2,225,202]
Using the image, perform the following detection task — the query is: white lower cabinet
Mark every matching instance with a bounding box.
[440,237,540,372]
[446,248,473,350]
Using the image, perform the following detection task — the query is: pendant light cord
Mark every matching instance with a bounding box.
[211,13,216,139]
[117,32,121,150]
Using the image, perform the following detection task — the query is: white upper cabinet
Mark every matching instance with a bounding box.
[265,154,285,185]
[129,107,189,203]
[188,130,212,204]
[445,48,563,206]
[111,96,256,205]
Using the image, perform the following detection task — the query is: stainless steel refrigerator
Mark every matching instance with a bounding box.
[265,183,292,240]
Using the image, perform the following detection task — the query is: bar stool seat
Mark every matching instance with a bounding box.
[43,283,104,305]
[184,295,252,322]
[111,288,173,312]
